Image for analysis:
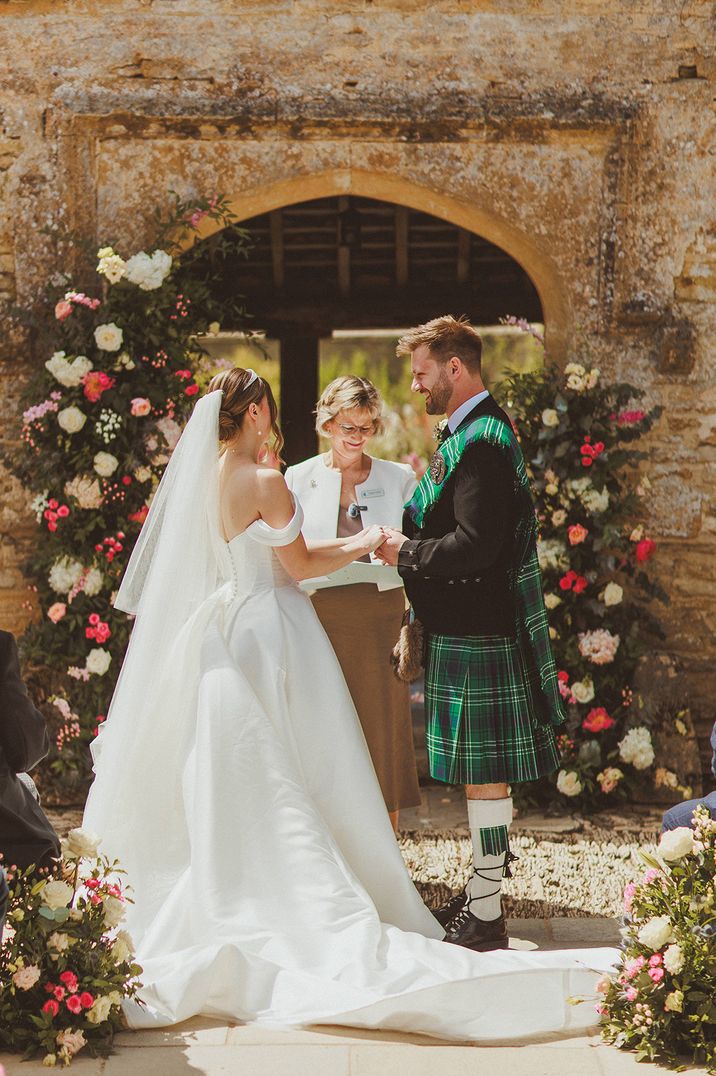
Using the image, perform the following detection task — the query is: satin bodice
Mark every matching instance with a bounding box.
[225,499,304,600]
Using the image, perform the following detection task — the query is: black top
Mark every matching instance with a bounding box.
[0,631,60,871]
[398,395,521,636]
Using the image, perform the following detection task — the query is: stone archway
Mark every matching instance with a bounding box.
[191,169,566,461]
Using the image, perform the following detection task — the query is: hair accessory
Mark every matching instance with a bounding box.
[245,368,259,387]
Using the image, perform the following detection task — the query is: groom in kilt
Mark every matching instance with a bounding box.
[377,315,565,952]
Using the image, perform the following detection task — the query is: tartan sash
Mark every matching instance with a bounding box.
[405,415,566,728]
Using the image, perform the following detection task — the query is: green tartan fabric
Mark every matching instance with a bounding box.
[405,412,566,730]
[480,824,509,858]
[425,633,561,785]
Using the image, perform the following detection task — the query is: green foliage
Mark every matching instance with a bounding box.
[501,351,666,810]
[600,807,716,1072]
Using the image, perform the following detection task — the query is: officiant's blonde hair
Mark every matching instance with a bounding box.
[396,315,482,374]
[315,376,385,437]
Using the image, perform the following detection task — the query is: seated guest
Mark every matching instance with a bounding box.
[286,376,421,832]
[0,629,61,935]
[662,720,716,830]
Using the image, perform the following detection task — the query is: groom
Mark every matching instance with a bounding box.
[377,315,565,952]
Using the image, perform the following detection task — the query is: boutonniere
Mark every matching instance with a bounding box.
[434,420,449,445]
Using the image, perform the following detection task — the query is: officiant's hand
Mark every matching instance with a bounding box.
[375,528,408,566]
[356,525,389,555]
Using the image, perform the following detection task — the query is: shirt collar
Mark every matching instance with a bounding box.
[447,390,491,433]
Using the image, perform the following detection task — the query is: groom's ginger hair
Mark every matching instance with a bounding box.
[396,315,482,374]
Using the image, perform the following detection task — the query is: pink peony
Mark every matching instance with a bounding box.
[47,602,67,623]
[582,707,615,733]
[568,524,588,545]
[54,300,73,321]
[649,967,664,983]
[131,397,152,417]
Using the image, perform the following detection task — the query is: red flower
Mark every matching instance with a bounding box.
[572,575,588,594]
[122,475,132,486]
[88,613,100,626]
[636,538,656,563]
[79,991,94,1009]
[559,570,577,591]
[54,300,73,321]
[48,498,59,510]
[175,369,192,380]
[85,878,101,890]
[557,671,570,683]
[568,524,588,546]
[42,999,60,1018]
[66,994,83,1014]
[128,505,149,524]
[57,505,69,518]
[582,707,615,733]
[185,383,199,396]
[82,370,116,403]
[53,985,66,1000]
[59,970,78,992]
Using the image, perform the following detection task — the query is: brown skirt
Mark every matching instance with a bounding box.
[311,583,421,813]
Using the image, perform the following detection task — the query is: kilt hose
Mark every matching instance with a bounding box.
[424,632,561,786]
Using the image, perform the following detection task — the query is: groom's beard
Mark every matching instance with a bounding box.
[423,370,452,415]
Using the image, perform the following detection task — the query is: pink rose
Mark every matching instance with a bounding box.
[648,967,664,983]
[623,883,637,915]
[66,994,83,1014]
[54,300,73,321]
[649,954,662,967]
[568,523,588,546]
[48,602,67,623]
[131,397,152,417]
[625,986,638,1001]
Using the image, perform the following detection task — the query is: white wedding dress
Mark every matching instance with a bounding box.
[83,392,616,1041]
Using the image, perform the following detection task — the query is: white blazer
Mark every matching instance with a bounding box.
[285,454,417,538]
[285,455,417,592]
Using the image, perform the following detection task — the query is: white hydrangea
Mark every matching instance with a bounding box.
[637,915,672,950]
[537,538,569,573]
[86,648,112,676]
[556,770,582,797]
[94,322,124,352]
[663,943,684,975]
[49,556,84,595]
[124,249,172,291]
[45,351,93,387]
[581,485,610,513]
[618,726,655,770]
[96,246,126,284]
[57,406,87,435]
[83,567,104,596]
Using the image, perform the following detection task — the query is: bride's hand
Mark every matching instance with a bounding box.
[358,525,388,554]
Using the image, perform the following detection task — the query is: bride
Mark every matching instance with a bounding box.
[83,367,616,1040]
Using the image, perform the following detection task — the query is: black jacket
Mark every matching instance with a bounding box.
[0,631,60,871]
[398,395,520,636]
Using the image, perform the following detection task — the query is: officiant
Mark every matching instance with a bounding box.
[285,376,421,830]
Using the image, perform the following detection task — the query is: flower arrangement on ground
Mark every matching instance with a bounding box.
[598,806,716,1070]
[502,333,666,809]
[4,194,252,796]
[0,828,142,1065]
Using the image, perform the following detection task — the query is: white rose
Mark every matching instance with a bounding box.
[663,943,685,975]
[47,931,70,954]
[602,582,624,607]
[86,648,112,677]
[541,408,559,428]
[544,593,562,610]
[65,827,101,859]
[12,964,41,990]
[94,322,123,352]
[556,770,583,797]
[93,451,119,477]
[111,929,135,964]
[86,993,113,1025]
[41,879,74,911]
[57,406,87,434]
[48,556,84,595]
[571,678,595,704]
[83,567,104,596]
[637,915,673,950]
[103,894,126,928]
[659,827,695,863]
[125,249,172,291]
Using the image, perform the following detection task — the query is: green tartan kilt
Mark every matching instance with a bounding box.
[424,633,560,786]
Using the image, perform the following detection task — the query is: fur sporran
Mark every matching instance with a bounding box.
[390,607,425,683]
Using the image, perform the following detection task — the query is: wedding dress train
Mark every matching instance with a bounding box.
[84,497,616,1041]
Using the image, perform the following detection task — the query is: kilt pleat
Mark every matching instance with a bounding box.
[424,633,560,785]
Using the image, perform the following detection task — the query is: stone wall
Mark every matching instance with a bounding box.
[0,1,715,767]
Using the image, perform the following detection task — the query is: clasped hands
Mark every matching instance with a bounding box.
[359,525,408,566]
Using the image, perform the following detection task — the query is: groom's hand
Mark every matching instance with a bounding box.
[375,528,408,566]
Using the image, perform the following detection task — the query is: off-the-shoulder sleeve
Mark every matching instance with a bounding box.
[246,496,304,547]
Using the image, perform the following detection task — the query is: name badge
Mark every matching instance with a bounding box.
[361,488,385,499]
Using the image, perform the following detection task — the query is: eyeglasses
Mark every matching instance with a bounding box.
[336,422,375,437]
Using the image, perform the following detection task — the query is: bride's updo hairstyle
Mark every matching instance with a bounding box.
[207,367,284,461]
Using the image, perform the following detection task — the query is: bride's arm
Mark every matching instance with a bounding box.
[257,470,384,580]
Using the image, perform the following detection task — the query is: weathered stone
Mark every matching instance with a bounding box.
[0,1,714,778]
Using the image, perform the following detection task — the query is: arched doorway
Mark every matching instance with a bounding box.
[198,192,546,463]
